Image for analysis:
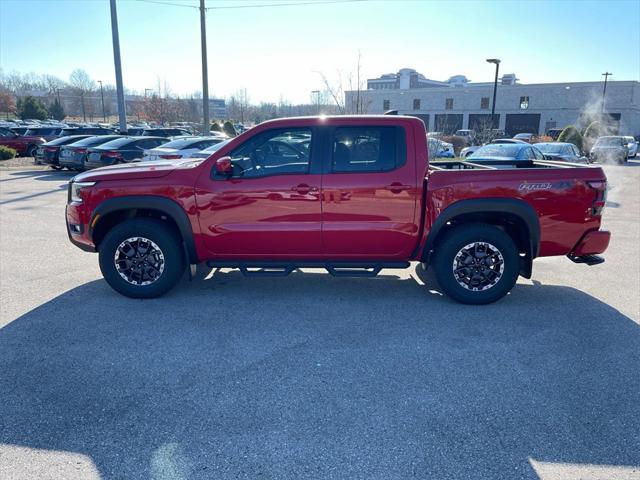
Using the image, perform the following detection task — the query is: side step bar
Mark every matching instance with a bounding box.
[567,254,605,266]
[205,261,410,278]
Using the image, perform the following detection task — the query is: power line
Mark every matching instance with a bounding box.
[131,0,370,10]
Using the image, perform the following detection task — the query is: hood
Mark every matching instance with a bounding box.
[73,158,203,182]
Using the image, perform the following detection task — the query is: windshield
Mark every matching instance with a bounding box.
[469,144,522,158]
[595,137,622,146]
[96,137,136,149]
[156,138,199,149]
[202,139,231,153]
[68,135,121,147]
[535,143,565,153]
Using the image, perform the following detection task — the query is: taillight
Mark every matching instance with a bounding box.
[44,146,57,152]
[159,154,181,159]
[587,180,607,216]
[74,148,88,154]
[103,151,122,158]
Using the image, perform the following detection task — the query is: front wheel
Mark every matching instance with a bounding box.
[26,145,38,158]
[432,224,519,304]
[98,218,185,298]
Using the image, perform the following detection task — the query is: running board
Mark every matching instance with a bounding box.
[568,254,605,266]
[205,261,410,278]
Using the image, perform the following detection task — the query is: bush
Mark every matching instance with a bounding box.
[583,121,603,153]
[222,121,237,137]
[210,122,222,132]
[557,125,583,152]
[0,145,18,160]
[441,135,466,155]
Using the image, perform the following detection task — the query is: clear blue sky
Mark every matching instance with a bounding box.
[1,0,639,103]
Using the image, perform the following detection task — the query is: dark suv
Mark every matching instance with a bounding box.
[142,128,191,137]
[61,127,115,137]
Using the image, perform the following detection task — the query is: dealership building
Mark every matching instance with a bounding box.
[345,68,640,136]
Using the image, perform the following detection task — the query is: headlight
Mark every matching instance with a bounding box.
[69,181,95,203]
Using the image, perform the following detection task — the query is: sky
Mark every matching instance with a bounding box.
[1,0,639,104]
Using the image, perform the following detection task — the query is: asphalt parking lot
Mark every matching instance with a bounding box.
[1,162,639,480]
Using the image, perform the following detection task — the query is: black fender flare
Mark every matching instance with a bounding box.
[423,197,540,262]
[89,195,198,264]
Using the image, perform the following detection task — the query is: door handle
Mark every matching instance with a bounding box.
[384,182,411,194]
[292,184,318,195]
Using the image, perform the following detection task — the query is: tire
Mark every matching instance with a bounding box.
[51,165,63,170]
[98,218,185,298]
[432,224,519,305]
[26,145,38,158]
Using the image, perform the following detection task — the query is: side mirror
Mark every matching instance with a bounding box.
[215,156,233,175]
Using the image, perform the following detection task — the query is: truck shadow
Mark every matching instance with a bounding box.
[1,272,638,479]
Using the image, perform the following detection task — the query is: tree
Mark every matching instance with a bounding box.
[558,125,583,152]
[0,89,16,119]
[16,96,48,120]
[49,98,65,120]
[210,122,222,132]
[222,121,237,137]
[69,69,96,122]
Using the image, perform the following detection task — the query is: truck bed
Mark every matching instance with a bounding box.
[429,159,593,171]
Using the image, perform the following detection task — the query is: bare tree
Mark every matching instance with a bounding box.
[69,69,96,122]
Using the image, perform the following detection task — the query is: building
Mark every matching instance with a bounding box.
[347,68,640,136]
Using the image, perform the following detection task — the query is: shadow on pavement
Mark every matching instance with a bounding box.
[0,169,75,183]
[1,271,638,479]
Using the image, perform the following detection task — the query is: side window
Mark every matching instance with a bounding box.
[331,126,405,173]
[225,128,312,178]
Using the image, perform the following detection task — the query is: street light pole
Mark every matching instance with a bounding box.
[110,0,127,133]
[601,72,612,113]
[98,80,106,122]
[486,58,501,128]
[200,0,210,136]
[311,90,320,115]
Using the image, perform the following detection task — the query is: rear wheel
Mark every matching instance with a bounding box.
[26,145,38,158]
[98,218,185,298]
[432,224,519,304]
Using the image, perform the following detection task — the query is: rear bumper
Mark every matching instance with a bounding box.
[571,230,611,256]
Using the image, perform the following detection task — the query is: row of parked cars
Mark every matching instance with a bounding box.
[459,135,638,165]
[33,133,230,171]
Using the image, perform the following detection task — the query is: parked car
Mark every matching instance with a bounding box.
[84,136,169,169]
[427,137,455,158]
[513,133,535,143]
[188,139,232,159]
[66,115,610,305]
[547,128,565,140]
[142,128,191,137]
[9,126,32,136]
[623,136,638,158]
[116,127,145,136]
[455,129,475,144]
[460,138,528,158]
[534,142,589,163]
[0,127,46,157]
[59,135,123,170]
[61,127,115,137]
[142,137,225,161]
[590,136,629,164]
[466,143,545,166]
[36,135,92,168]
[24,126,65,141]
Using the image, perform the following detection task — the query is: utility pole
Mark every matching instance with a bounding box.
[80,91,86,122]
[200,0,210,136]
[486,58,501,128]
[98,80,106,122]
[110,0,127,133]
[601,72,612,113]
[311,90,320,115]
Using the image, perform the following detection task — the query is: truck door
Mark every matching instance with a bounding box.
[194,127,323,258]
[320,124,419,259]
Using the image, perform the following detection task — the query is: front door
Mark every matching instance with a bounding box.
[320,124,419,259]
[195,127,322,259]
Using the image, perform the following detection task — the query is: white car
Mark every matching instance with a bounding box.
[624,136,638,158]
[189,139,232,159]
[427,137,455,158]
[142,137,225,161]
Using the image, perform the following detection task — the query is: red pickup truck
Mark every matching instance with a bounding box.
[66,116,610,304]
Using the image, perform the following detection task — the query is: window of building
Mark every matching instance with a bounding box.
[383,99,390,110]
[481,97,490,109]
[520,96,529,109]
[445,98,454,110]
[331,126,406,173]
[224,128,312,178]
[413,99,421,110]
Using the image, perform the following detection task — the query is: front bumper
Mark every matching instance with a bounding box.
[571,230,611,256]
[66,203,95,252]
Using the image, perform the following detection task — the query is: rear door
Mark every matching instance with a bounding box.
[320,122,419,259]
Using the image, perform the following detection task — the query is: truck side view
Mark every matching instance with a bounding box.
[66,116,610,304]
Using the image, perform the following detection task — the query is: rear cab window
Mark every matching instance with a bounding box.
[331,126,406,173]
